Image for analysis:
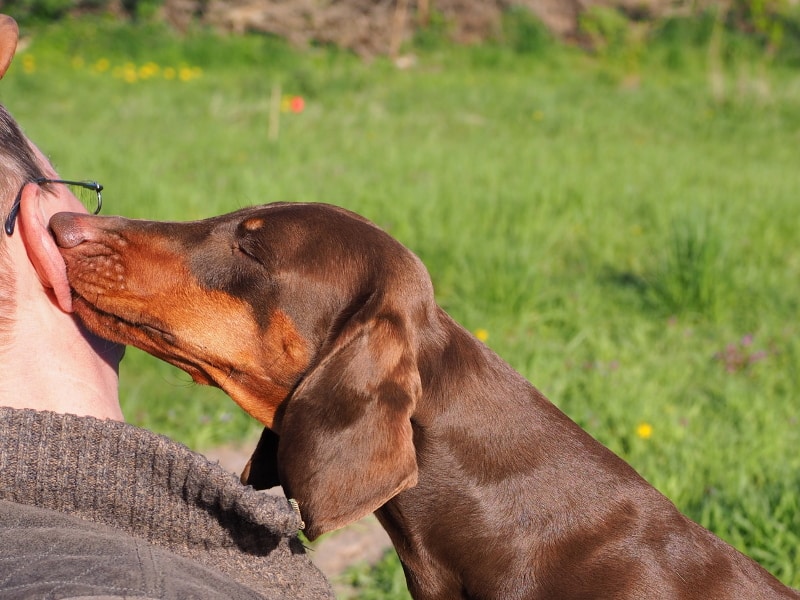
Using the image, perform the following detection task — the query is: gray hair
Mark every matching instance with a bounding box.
[0,104,45,346]
[0,103,44,212]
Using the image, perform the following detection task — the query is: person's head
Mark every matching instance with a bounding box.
[0,17,39,210]
[0,18,46,341]
[0,15,122,419]
[0,105,48,278]
[1,107,51,341]
[0,15,102,318]
[0,16,106,341]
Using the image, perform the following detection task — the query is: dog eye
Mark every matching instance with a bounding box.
[233,242,262,264]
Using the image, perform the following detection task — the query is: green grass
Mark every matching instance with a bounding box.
[2,16,799,594]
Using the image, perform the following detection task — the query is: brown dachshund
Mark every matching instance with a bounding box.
[50,203,798,600]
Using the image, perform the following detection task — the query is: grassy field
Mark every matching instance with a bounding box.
[2,15,798,595]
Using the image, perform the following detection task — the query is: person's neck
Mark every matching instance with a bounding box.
[0,237,122,420]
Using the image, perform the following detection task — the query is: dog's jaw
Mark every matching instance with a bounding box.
[69,292,301,428]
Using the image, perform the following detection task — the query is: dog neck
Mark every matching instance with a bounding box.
[373,312,637,599]
[369,315,537,597]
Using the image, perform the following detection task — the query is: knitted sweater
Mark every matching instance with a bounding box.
[0,407,334,599]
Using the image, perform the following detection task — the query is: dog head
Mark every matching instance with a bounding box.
[50,202,434,538]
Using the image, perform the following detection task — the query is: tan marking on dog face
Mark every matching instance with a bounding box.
[224,308,310,429]
[242,217,266,231]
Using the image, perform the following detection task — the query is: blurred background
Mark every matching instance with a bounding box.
[1,1,798,597]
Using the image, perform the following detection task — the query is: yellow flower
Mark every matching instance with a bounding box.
[636,422,653,440]
[138,62,160,79]
[163,67,176,80]
[474,328,489,342]
[122,65,138,84]
[93,58,110,73]
[22,54,35,74]
[178,66,202,82]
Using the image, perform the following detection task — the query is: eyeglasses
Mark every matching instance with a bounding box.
[4,178,103,236]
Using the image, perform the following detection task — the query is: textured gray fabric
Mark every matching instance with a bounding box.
[0,407,333,599]
[0,500,263,600]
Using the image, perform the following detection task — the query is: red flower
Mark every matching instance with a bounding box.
[290,96,305,113]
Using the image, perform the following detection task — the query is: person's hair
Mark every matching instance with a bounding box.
[0,103,43,212]
[0,103,46,347]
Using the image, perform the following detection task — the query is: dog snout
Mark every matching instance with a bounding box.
[50,212,110,248]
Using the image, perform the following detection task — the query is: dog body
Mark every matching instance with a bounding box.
[50,203,798,599]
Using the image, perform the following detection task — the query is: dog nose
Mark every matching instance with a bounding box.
[49,212,97,248]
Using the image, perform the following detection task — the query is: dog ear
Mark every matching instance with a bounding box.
[274,309,421,540]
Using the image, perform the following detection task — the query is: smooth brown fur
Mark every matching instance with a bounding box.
[51,203,798,600]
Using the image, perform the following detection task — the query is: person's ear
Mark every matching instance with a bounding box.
[0,15,19,79]
[17,183,74,312]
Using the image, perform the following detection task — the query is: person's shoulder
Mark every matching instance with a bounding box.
[0,499,266,600]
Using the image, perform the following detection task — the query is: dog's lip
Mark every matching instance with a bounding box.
[72,294,175,345]
[139,322,177,345]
